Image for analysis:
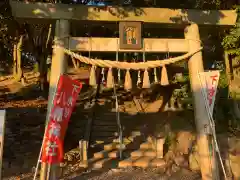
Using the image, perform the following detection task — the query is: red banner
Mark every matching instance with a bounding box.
[199,70,220,115]
[41,75,82,164]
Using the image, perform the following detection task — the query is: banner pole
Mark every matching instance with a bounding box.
[45,18,69,180]
[34,75,61,180]
[38,74,82,180]
[46,163,51,180]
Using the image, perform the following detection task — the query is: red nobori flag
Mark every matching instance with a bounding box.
[41,75,82,164]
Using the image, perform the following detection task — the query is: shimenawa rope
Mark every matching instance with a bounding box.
[53,45,203,69]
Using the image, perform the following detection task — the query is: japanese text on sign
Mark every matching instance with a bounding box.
[208,74,219,107]
[41,75,82,164]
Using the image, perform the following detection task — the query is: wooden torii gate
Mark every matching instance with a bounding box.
[9,1,237,179]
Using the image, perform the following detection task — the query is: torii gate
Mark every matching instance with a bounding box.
[9,1,237,179]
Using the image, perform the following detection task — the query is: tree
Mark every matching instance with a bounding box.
[0,0,55,95]
[222,7,240,55]
[0,0,237,96]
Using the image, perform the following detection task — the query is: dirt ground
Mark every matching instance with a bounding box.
[0,70,88,179]
[0,70,239,180]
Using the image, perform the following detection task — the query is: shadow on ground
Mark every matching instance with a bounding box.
[1,85,196,178]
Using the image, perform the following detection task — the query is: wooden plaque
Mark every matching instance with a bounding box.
[119,21,142,50]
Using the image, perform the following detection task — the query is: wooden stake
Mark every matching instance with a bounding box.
[0,110,6,180]
[40,19,70,180]
[184,24,219,180]
[156,137,165,158]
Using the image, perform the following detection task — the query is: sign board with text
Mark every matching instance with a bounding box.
[199,70,220,116]
[41,75,82,164]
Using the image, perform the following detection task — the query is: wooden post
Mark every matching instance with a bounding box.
[40,19,69,180]
[0,110,6,180]
[79,140,88,167]
[184,24,219,180]
[156,137,165,158]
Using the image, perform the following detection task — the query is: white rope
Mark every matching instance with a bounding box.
[53,45,203,70]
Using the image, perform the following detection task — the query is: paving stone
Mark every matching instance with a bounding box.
[131,150,156,157]
[93,158,118,169]
[104,142,117,151]
[118,157,139,168]
[151,158,166,167]
[140,142,153,150]
[133,156,155,168]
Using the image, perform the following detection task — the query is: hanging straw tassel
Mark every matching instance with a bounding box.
[137,70,141,86]
[106,68,114,88]
[124,69,132,91]
[161,65,169,86]
[89,65,97,87]
[142,69,150,88]
[154,68,158,83]
[117,69,121,84]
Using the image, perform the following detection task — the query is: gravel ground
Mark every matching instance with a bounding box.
[64,167,201,180]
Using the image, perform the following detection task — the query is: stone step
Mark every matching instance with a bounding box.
[113,133,143,149]
[115,140,132,149]
[113,131,142,139]
[80,156,166,169]
[104,142,117,151]
[91,132,118,140]
[118,156,166,168]
[91,133,140,149]
[113,132,140,143]
[94,150,111,159]
[93,118,117,123]
[90,138,116,148]
[92,158,119,169]
[118,157,139,168]
[131,150,156,157]
[133,156,155,168]
[113,137,132,144]
[151,158,166,167]
[140,142,153,150]
[117,136,145,150]
[94,148,129,159]
[79,157,102,168]
[131,131,141,137]
[92,125,117,131]
[108,149,129,158]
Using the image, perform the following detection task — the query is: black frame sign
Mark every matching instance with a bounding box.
[119,21,142,50]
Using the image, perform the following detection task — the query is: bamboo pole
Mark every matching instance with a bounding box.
[184,24,219,180]
[40,19,69,180]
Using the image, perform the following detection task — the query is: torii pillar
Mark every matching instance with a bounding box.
[184,24,219,180]
[40,19,69,180]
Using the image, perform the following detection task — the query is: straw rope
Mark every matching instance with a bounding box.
[53,45,203,70]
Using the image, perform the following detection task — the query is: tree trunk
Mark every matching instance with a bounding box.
[39,24,53,97]
[39,54,49,97]
[15,35,24,83]
[13,44,17,76]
